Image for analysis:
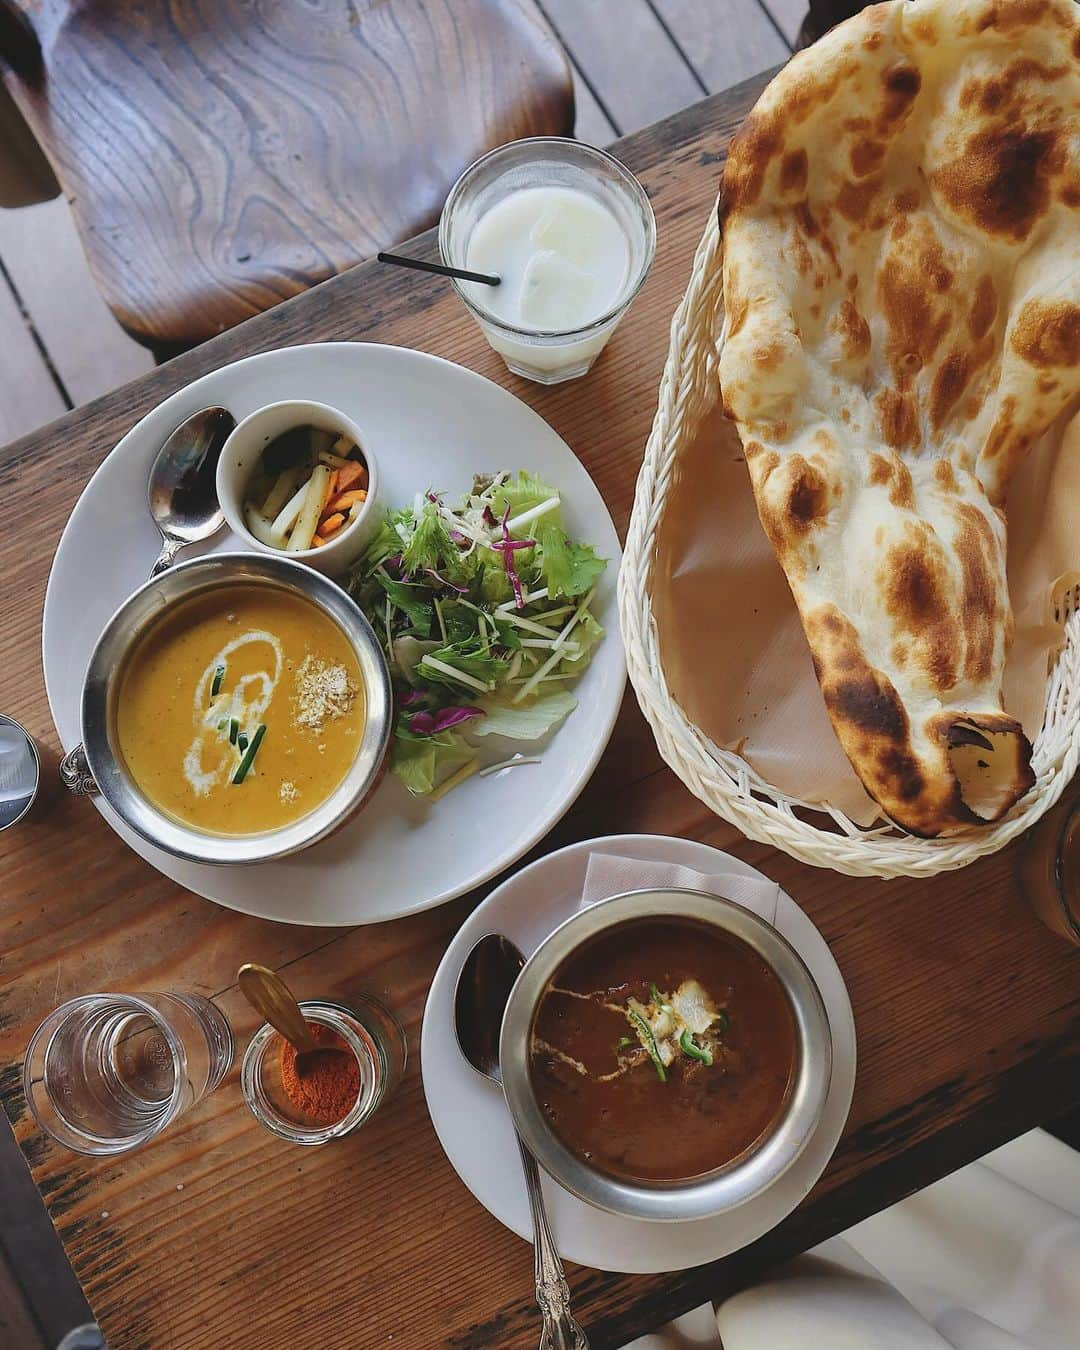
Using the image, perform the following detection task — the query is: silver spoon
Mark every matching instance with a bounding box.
[147,406,235,576]
[455,934,589,1350]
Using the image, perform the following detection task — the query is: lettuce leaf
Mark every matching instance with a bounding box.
[490,472,561,523]
[372,571,434,636]
[558,611,605,672]
[472,689,577,740]
[401,501,457,576]
[391,728,475,795]
[534,523,607,600]
[419,637,506,691]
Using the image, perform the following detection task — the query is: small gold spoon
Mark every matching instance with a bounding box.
[238,963,320,1075]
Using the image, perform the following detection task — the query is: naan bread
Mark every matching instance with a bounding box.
[718,0,1080,836]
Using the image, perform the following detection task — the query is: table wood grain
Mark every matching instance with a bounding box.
[2,69,1079,1350]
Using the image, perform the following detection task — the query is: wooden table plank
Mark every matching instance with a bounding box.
[0,199,154,407]
[2,68,1079,1350]
[536,0,704,134]
[653,0,791,91]
[0,261,65,445]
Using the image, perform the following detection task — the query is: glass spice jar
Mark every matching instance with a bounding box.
[241,997,406,1145]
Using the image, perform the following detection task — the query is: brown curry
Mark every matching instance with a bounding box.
[529,917,796,1182]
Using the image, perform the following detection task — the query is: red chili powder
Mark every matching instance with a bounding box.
[279,1023,360,1124]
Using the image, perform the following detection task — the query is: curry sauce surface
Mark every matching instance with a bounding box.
[530,918,797,1182]
[116,585,364,835]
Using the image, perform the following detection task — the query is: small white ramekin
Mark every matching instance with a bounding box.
[216,399,378,577]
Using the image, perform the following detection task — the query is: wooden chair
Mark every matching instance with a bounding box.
[0,0,573,356]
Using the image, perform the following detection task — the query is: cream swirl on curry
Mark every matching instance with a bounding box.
[116,584,365,835]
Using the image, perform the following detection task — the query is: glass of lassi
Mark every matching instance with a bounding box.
[439,138,656,384]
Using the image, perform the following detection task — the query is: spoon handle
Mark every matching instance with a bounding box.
[150,535,186,577]
[237,963,319,1054]
[516,1135,590,1350]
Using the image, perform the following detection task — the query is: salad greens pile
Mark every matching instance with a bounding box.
[346,472,607,798]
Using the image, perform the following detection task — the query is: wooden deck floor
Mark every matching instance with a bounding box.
[0,0,801,449]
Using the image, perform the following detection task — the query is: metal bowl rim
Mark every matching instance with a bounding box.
[499,886,834,1223]
[79,552,392,865]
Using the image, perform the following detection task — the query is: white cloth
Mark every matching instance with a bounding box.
[579,853,780,924]
[621,1130,1080,1350]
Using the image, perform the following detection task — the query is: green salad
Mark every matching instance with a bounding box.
[346,472,607,799]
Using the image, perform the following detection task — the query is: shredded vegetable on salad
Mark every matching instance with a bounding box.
[346,472,607,798]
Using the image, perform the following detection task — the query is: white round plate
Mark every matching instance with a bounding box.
[421,833,856,1273]
[43,343,624,926]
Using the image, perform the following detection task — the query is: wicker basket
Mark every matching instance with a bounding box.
[618,203,1080,878]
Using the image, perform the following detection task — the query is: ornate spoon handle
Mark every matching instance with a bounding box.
[150,534,186,576]
[516,1135,590,1350]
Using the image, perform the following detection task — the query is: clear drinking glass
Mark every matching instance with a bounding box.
[23,993,233,1155]
[241,997,406,1145]
[439,137,656,385]
[1019,792,1080,945]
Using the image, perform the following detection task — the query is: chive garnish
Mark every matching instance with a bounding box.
[680,1028,714,1066]
[232,724,266,784]
[211,664,225,697]
[627,1008,666,1083]
[237,733,249,753]
[229,718,239,745]
[216,718,228,732]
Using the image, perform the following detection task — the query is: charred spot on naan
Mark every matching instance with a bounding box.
[875,388,921,450]
[755,455,832,561]
[954,502,1005,685]
[934,123,1063,242]
[830,299,871,360]
[930,352,973,429]
[878,219,953,382]
[881,523,957,691]
[968,276,998,341]
[867,452,915,507]
[1011,300,1080,369]
[780,150,808,195]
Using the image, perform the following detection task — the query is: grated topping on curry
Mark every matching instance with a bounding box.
[294,655,358,734]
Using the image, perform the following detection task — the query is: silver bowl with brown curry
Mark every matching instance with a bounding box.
[500,888,832,1222]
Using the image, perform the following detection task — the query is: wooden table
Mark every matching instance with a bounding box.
[2,69,1079,1350]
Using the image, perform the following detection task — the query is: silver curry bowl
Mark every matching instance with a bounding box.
[60,553,392,866]
[499,888,833,1223]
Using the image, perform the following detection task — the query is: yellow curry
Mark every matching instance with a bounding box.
[116,584,365,835]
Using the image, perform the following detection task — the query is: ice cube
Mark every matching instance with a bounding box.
[518,249,597,330]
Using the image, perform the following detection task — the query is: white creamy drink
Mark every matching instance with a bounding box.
[466,186,630,332]
[441,139,655,384]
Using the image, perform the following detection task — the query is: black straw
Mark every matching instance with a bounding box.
[377,251,500,287]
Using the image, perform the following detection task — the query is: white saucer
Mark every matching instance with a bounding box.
[421,833,856,1274]
[42,342,624,926]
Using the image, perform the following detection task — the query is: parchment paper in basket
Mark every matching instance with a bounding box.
[649,405,1080,828]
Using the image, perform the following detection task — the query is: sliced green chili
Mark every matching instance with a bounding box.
[232,725,266,784]
[229,718,239,745]
[627,1008,667,1083]
[648,981,663,1005]
[211,664,225,697]
[680,1028,714,1066]
[615,1036,635,1051]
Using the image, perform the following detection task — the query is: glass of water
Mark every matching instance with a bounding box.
[23,993,233,1155]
